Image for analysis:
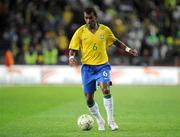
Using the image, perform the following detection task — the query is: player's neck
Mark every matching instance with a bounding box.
[88,23,99,33]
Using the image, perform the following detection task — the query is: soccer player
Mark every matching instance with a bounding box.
[69,7,138,131]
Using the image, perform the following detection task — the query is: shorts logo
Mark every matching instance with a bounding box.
[103,71,108,77]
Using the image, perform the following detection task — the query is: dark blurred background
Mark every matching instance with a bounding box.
[0,0,179,66]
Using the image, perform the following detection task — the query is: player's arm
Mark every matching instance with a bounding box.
[113,40,138,57]
[68,28,81,67]
[69,49,78,66]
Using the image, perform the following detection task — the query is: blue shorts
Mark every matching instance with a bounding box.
[81,63,111,93]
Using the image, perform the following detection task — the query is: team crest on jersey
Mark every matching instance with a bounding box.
[100,34,104,39]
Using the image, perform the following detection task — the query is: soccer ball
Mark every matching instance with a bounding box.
[77,114,94,130]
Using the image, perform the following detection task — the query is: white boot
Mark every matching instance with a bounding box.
[108,120,118,131]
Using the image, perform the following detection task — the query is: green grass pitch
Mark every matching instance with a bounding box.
[0,85,180,137]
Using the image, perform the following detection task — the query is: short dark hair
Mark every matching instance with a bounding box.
[84,7,97,17]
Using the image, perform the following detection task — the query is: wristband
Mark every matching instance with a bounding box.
[125,47,131,52]
[69,56,74,60]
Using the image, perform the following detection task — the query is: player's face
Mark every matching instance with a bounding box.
[84,12,97,29]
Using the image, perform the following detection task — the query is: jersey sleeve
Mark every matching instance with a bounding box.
[106,27,117,47]
[69,28,81,50]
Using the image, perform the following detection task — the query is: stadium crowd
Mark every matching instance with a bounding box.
[0,0,180,66]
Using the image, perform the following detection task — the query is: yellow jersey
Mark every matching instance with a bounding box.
[69,24,117,65]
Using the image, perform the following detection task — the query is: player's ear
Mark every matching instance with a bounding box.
[93,13,97,21]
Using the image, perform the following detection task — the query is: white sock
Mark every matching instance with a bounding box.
[88,102,103,123]
[103,96,114,122]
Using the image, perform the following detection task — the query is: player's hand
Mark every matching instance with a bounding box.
[129,49,138,57]
[69,56,78,67]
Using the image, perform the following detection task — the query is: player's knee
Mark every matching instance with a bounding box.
[101,87,110,95]
[102,89,110,95]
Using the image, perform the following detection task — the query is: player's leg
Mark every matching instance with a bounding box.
[81,65,105,130]
[99,82,118,131]
[85,91,105,130]
[96,63,118,130]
